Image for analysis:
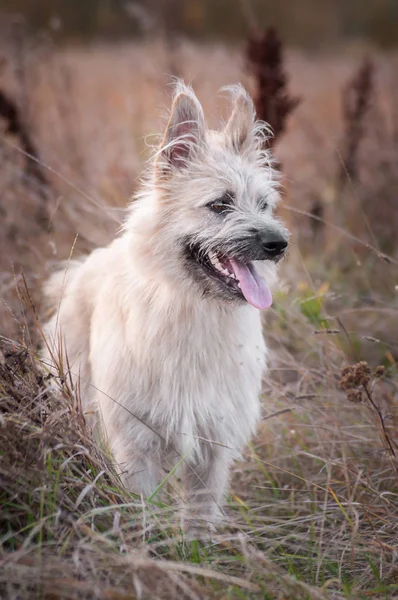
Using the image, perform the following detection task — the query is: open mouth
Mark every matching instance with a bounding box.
[191,247,273,310]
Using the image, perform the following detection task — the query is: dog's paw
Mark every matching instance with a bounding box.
[182,518,216,543]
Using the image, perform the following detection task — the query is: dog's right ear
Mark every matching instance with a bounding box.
[223,85,256,153]
[156,85,205,180]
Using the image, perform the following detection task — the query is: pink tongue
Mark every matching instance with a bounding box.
[229,259,273,310]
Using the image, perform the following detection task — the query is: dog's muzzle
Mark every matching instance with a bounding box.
[185,227,289,310]
[257,231,288,262]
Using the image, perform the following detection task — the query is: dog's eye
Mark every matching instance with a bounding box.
[208,193,234,215]
[259,200,269,211]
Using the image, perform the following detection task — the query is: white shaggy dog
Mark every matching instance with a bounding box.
[41,81,289,538]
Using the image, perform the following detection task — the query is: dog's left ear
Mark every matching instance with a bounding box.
[156,86,205,180]
[223,86,255,153]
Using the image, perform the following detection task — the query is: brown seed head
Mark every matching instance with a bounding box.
[346,389,364,404]
[340,361,371,390]
[374,365,385,379]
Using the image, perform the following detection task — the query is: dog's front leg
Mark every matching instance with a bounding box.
[182,446,231,540]
[106,427,163,497]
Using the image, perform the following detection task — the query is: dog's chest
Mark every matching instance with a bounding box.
[130,303,266,452]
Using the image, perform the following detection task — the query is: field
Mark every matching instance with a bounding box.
[1,38,398,599]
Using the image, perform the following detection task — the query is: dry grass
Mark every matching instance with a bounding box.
[1,38,398,599]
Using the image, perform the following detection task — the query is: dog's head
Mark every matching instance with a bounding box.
[130,81,289,310]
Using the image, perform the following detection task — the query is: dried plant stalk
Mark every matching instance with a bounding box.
[0,89,48,186]
[246,27,300,146]
[339,58,374,185]
[340,362,398,478]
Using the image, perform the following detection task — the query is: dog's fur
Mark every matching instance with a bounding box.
[41,81,289,537]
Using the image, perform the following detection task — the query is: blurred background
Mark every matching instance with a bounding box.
[1,0,398,349]
[2,0,398,47]
[1,0,398,351]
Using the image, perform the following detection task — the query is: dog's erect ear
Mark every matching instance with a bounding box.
[223,86,256,153]
[156,85,205,179]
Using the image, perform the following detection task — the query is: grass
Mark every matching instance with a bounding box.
[1,38,398,599]
[1,334,397,598]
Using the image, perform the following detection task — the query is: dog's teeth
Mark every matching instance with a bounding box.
[208,254,238,281]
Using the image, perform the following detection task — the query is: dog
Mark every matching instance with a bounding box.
[41,81,289,538]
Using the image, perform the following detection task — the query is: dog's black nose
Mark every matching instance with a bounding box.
[259,233,288,260]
